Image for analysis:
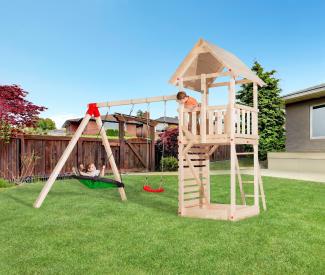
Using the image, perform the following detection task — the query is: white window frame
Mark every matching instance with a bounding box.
[310,103,325,140]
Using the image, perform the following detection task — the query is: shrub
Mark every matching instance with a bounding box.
[0,178,12,188]
[106,129,119,137]
[160,156,178,171]
[156,127,178,156]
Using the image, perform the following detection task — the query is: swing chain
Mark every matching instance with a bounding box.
[160,100,167,186]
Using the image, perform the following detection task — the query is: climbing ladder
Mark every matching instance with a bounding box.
[179,144,219,212]
[235,150,267,210]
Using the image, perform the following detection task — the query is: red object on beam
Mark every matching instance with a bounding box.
[143,185,164,193]
[87,103,100,117]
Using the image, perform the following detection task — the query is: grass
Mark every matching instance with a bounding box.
[210,156,254,170]
[0,175,324,274]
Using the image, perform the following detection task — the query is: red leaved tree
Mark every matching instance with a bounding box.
[0,85,46,142]
[155,127,179,162]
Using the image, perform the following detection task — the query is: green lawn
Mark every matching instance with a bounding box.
[210,156,254,170]
[0,175,324,274]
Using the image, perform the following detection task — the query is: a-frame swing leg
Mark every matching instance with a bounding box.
[95,117,127,201]
[33,114,92,208]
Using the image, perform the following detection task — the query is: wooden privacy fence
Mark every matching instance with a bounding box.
[0,135,245,180]
[0,135,155,180]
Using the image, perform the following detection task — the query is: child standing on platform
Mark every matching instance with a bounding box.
[177,91,200,133]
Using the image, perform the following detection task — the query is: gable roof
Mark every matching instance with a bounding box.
[155,116,178,124]
[282,83,325,104]
[169,38,265,91]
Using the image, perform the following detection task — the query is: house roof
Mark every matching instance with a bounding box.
[169,38,265,91]
[155,116,178,124]
[282,83,325,104]
[62,113,157,128]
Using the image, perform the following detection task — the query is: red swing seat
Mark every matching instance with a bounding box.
[143,185,164,193]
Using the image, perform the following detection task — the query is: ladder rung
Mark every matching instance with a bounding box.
[245,194,262,198]
[236,152,254,155]
[239,167,253,169]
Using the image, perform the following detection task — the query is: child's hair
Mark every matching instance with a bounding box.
[79,163,85,172]
[177,91,188,100]
[86,163,95,171]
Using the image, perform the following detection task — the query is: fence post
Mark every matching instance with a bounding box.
[118,121,125,172]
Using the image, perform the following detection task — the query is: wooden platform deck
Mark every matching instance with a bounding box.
[181,204,260,222]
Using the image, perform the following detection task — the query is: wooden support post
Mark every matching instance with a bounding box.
[95,117,127,201]
[178,85,185,215]
[201,74,207,143]
[118,121,125,171]
[229,76,236,219]
[253,83,259,209]
[253,83,258,136]
[33,114,92,208]
[253,144,259,208]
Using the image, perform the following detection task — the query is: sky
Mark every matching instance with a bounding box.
[0,0,324,128]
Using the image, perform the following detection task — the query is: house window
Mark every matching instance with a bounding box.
[310,104,325,139]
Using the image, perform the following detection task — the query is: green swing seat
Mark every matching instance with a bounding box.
[72,175,124,189]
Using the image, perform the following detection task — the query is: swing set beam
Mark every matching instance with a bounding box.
[96,94,177,108]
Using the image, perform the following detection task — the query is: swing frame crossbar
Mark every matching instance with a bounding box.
[33,94,177,208]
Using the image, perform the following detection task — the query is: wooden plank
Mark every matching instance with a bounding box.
[209,78,252,88]
[201,74,207,142]
[97,94,177,108]
[253,144,259,208]
[181,71,232,82]
[208,110,214,135]
[184,199,200,207]
[234,104,258,113]
[217,111,222,134]
[258,162,267,211]
[206,105,227,111]
[253,83,258,136]
[191,111,197,135]
[241,109,246,135]
[184,185,200,193]
[247,111,251,135]
[125,140,146,168]
[184,192,200,200]
[236,109,241,134]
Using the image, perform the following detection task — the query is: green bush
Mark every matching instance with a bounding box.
[160,156,178,171]
[106,129,119,137]
[0,178,12,188]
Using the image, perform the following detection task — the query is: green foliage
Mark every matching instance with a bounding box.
[236,61,285,160]
[37,118,56,131]
[106,129,119,137]
[160,156,178,171]
[0,178,12,188]
[136,110,144,118]
[0,121,12,143]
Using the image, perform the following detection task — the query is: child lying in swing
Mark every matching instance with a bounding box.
[73,163,105,177]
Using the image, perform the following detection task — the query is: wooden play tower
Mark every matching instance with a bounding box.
[170,39,266,221]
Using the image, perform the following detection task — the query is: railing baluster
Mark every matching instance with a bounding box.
[247,111,251,135]
[192,111,197,135]
[208,111,214,135]
[241,109,246,134]
[217,111,222,134]
[236,109,240,134]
